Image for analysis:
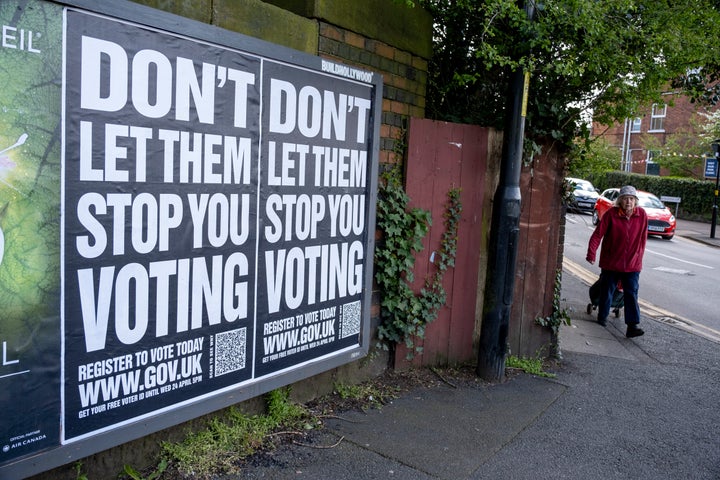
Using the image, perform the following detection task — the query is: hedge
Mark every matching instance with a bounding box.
[586,172,718,221]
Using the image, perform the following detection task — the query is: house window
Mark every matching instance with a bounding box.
[631,117,641,132]
[646,150,660,175]
[649,104,666,131]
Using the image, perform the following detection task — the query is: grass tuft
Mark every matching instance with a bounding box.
[506,355,556,378]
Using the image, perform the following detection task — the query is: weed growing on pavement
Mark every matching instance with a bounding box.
[158,387,312,478]
[120,370,464,479]
[506,355,556,378]
[160,408,274,477]
[266,387,313,429]
[74,462,88,480]
[122,459,167,480]
[332,381,401,411]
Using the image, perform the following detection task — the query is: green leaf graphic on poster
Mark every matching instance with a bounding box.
[0,0,62,345]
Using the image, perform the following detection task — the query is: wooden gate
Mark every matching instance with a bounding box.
[510,144,564,357]
[395,119,562,367]
[396,118,500,366]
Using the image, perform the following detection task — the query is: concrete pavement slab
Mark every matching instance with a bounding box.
[322,375,566,480]
[228,374,566,480]
[233,428,437,480]
[560,319,638,361]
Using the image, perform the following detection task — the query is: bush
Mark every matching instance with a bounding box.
[588,172,716,221]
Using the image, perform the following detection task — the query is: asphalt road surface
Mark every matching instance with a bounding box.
[563,212,720,340]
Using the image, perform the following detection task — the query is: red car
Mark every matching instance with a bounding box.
[592,188,676,240]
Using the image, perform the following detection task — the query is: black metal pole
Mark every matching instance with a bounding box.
[712,142,720,239]
[477,68,528,381]
[711,171,719,238]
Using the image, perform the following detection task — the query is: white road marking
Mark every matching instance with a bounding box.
[562,258,720,344]
[645,249,713,269]
[652,266,693,275]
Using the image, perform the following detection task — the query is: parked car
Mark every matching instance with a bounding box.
[592,188,676,240]
[565,177,600,214]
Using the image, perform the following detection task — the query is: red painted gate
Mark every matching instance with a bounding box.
[395,118,563,367]
[396,118,499,367]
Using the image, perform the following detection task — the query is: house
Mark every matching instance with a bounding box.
[591,91,719,179]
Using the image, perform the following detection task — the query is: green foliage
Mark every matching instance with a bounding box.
[568,137,622,179]
[374,166,462,357]
[161,410,272,477]
[266,387,311,429]
[122,460,167,480]
[74,462,89,480]
[506,355,556,378]
[599,171,716,220]
[534,270,571,336]
[333,381,400,410]
[641,129,707,178]
[700,110,720,141]
[416,0,720,147]
[374,167,431,351]
[160,388,310,478]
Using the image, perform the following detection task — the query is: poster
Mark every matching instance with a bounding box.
[0,0,379,474]
[0,0,64,462]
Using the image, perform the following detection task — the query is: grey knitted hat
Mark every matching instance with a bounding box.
[618,185,638,199]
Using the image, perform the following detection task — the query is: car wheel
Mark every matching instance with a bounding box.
[663,234,674,240]
[592,210,599,225]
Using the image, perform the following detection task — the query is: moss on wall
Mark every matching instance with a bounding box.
[264,0,433,59]
[133,0,212,23]
[135,0,431,58]
[132,0,319,53]
[213,0,318,53]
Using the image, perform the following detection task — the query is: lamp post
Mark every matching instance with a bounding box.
[477,0,536,381]
[711,140,720,239]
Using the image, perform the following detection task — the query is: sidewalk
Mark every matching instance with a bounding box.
[675,218,720,248]
[228,225,720,480]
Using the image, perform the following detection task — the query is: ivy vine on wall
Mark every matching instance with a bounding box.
[374,166,462,358]
[534,269,571,337]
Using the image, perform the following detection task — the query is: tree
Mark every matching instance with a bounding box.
[568,137,621,181]
[415,0,720,149]
[699,109,720,142]
[640,128,707,178]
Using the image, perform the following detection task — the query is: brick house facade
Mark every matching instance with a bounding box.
[591,91,719,179]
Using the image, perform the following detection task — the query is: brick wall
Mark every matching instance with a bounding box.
[317,22,429,164]
[259,0,433,166]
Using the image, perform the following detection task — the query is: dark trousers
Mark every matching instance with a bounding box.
[598,270,641,325]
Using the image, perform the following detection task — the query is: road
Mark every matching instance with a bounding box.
[562,212,720,341]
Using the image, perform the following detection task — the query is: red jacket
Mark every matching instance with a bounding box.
[586,206,648,272]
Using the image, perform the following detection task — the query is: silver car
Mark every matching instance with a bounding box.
[565,177,599,214]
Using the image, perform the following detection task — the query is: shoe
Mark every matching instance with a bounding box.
[626,325,644,338]
[597,318,607,327]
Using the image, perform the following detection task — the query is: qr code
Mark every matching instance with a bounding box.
[340,300,361,339]
[214,327,247,377]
